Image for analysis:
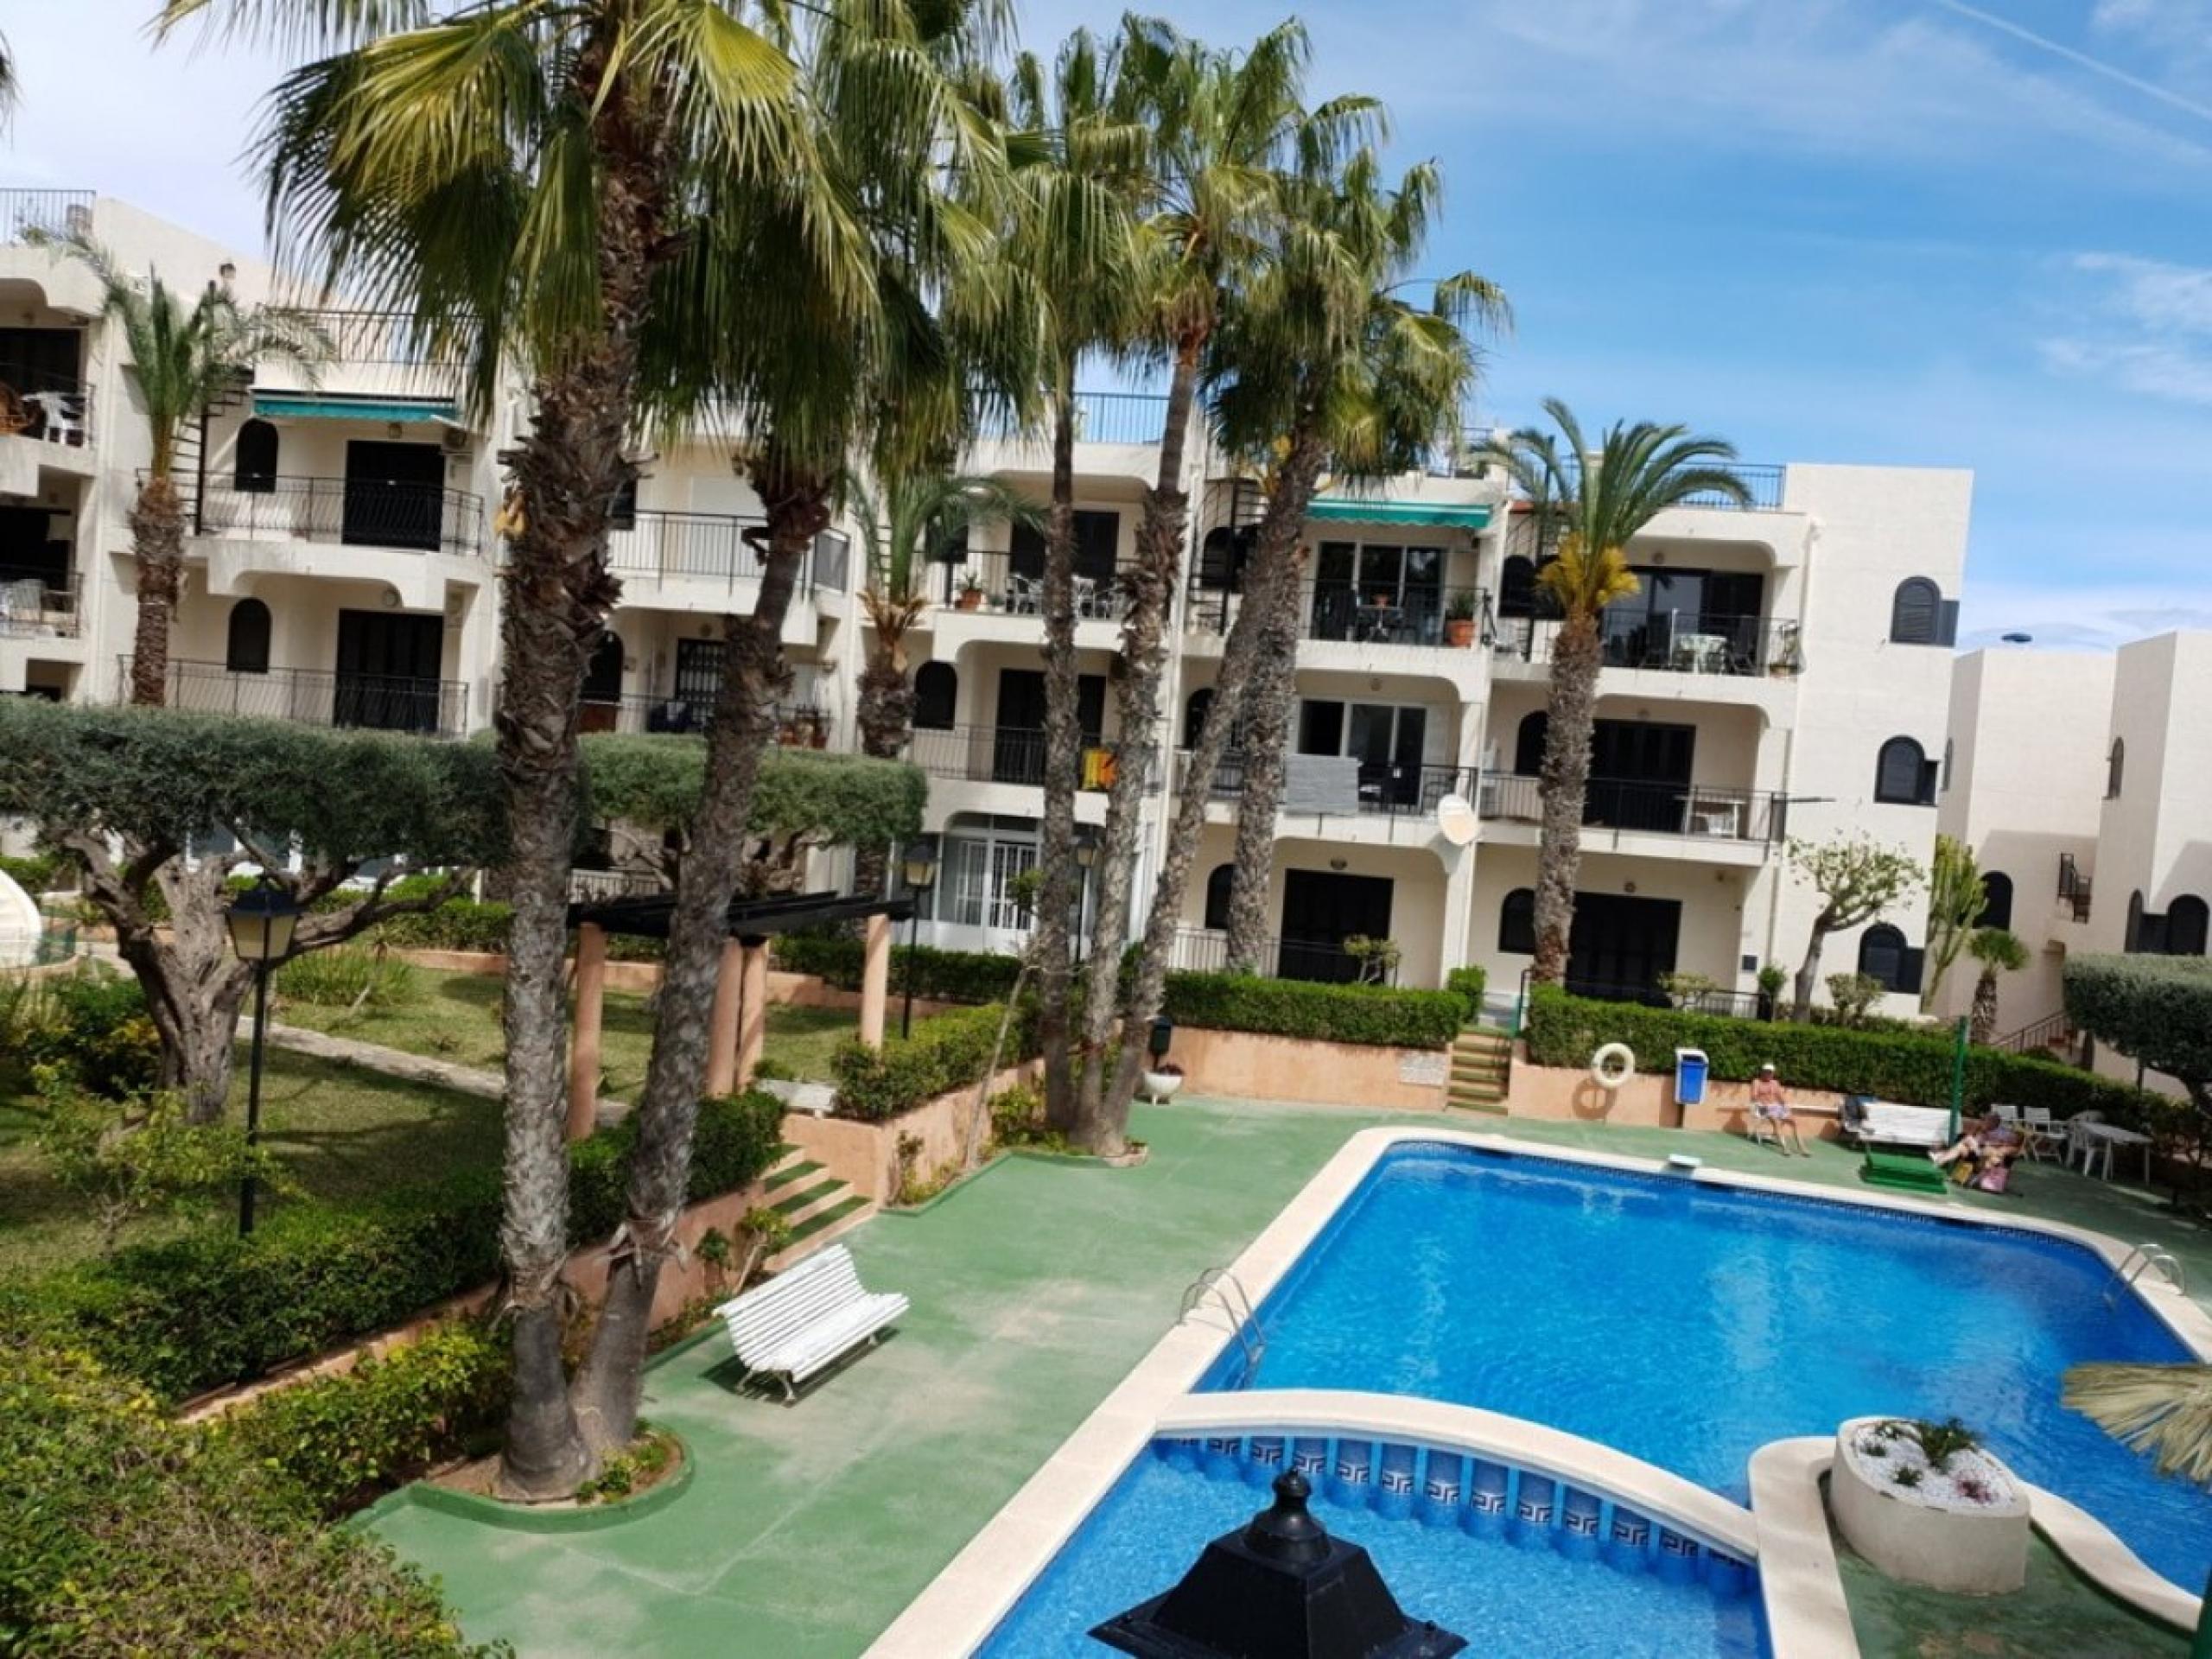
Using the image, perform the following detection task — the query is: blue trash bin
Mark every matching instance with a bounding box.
[1674,1047,1709,1107]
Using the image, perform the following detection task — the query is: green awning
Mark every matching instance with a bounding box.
[251,391,459,423]
[1306,499,1492,530]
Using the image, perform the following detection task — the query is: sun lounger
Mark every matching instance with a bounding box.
[713,1243,907,1402]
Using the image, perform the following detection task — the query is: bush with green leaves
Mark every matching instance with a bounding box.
[2065,954,2212,1109]
[830,1001,1040,1122]
[0,850,62,893]
[273,944,421,1011]
[16,964,162,1099]
[1824,971,1885,1027]
[1159,973,1465,1051]
[769,929,1025,1003]
[1523,987,2174,1129]
[34,1083,288,1255]
[0,1335,496,1657]
[1445,965,1487,1024]
[7,1090,785,1402]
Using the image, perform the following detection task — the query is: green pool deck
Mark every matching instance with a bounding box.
[366,1103,2212,1658]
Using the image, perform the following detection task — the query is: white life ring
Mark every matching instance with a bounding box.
[1591,1042,1636,1090]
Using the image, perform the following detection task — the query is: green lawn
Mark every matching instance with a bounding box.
[278,966,864,1096]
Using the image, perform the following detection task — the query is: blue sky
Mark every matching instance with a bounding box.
[10,0,2212,647]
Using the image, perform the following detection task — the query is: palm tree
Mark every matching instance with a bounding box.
[35,232,327,707]
[1478,404,1751,985]
[0,29,17,126]
[186,0,829,1497]
[1002,28,1154,1132]
[1967,926,2028,1046]
[1067,18,1376,1149]
[2063,1362,2212,1652]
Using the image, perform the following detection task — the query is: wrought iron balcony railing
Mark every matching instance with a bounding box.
[935,549,1145,621]
[908,722,1149,792]
[123,657,469,738]
[1176,750,1474,818]
[1494,612,1802,678]
[575,693,829,741]
[605,511,849,592]
[0,189,94,246]
[1166,926,1392,986]
[190,475,486,556]
[972,390,1173,447]
[1187,582,1491,650]
[1477,770,1788,844]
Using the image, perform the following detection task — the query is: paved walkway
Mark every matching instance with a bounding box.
[365,1103,2212,1657]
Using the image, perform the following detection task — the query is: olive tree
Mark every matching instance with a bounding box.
[1785,834,1923,1022]
[2067,953,2212,1206]
[0,702,504,1122]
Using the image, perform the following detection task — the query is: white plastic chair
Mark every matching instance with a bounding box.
[2020,1105,2059,1162]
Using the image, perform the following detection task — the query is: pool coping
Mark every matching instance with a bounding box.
[862,1128,2210,1658]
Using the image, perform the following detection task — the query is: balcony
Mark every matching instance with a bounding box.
[1166,925,1389,985]
[0,190,94,246]
[909,723,1147,792]
[929,549,1141,623]
[0,360,92,450]
[1179,750,1474,818]
[1535,459,1785,513]
[576,693,830,741]
[1477,770,1786,847]
[1188,582,1490,652]
[193,476,486,557]
[2057,852,2093,922]
[129,658,469,737]
[0,570,79,639]
[973,390,1173,448]
[605,512,849,594]
[1494,613,1802,680]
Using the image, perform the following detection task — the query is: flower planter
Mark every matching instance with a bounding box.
[1141,1070,1184,1104]
[1444,619,1476,648]
[1831,1417,2029,1595]
[957,589,984,612]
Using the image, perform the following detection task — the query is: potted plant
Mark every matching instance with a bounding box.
[1142,1058,1185,1104]
[1831,1417,2028,1594]
[1443,591,1479,647]
[957,571,985,611]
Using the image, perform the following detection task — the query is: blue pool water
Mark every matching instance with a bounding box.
[1198,1144,2211,1586]
[978,1441,1766,1657]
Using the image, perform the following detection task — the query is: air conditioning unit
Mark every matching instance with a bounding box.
[441,427,473,460]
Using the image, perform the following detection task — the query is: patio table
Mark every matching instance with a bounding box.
[2071,1119,2153,1184]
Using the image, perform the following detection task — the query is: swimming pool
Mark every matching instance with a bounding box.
[1196,1143,2211,1587]
[977,1437,1767,1657]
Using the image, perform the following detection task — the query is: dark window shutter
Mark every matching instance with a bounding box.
[1918,760,1940,806]
[1936,600,1960,647]
[1204,864,1233,931]
[234,420,278,493]
[1858,925,1906,988]
[1875,737,1926,804]
[1896,947,1926,996]
[1890,578,1940,644]
[1980,872,2013,931]
[2168,896,2209,957]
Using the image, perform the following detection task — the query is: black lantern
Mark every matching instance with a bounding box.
[899,839,938,1039]
[225,874,302,1236]
[1091,1470,1466,1659]
[1072,825,1100,968]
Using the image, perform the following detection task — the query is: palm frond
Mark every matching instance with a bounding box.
[2064,1363,2212,1485]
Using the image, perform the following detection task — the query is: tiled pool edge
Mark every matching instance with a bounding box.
[862,1128,2210,1657]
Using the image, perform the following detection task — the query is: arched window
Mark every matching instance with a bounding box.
[1204,863,1234,931]
[2107,737,2126,800]
[1874,736,1933,804]
[582,631,624,702]
[1498,888,1536,955]
[1858,924,1908,990]
[1498,554,1538,619]
[1889,577,1942,644]
[224,598,270,674]
[2168,895,2209,957]
[1980,871,2013,932]
[233,419,278,493]
[912,661,957,730]
[1184,687,1215,750]
[1514,711,1548,777]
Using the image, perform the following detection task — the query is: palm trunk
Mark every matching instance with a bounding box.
[1037,388,1084,1134]
[1533,609,1600,986]
[1099,435,1323,1133]
[851,632,912,899]
[1069,339,1205,1151]
[1970,967,1999,1046]
[128,475,185,707]
[569,455,823,1455]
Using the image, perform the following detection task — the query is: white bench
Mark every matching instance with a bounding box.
[712,1243,906,1402]
[1842,1098,1953,1150]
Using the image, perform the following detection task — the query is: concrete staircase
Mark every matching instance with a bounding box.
[1446,1027,1513,1113]
[758,1146,874,1270]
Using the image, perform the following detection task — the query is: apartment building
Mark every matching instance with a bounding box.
[1938,632,2212,1081]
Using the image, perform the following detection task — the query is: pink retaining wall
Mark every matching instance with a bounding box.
[783,1059,1044,1201]
[1172,1026,1449,1114]
[1503,1046,1848,1138]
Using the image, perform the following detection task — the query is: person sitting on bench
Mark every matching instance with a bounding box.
[1749,1064,1808,1156]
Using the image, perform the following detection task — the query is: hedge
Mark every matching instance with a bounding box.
[0,1335,495,1657]
[7,1090,784,1402]
[830,1001,1040,1122]
[1522,988,2177,1131]
[1446,966,1487,1024]
[1159,973,1465,1051]
[0,851,62,893]
[771,930,1024,1003]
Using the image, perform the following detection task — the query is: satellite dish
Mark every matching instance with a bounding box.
[1436,794,1478,847]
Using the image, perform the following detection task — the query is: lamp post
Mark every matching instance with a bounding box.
[225,875,301,1236]
[1073,826,1099,970]
[899,839,938,1039]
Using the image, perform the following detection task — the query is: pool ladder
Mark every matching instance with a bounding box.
[1180,1268,1267,1387]
[2102,1243,2187,1308]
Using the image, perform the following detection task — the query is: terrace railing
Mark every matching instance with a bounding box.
[284,308,476,369]
[1495,612,1802,678]
[1523,457,1785,512]
[606,511,849,592]
[908,723,1148,792]
[1178,750,1474,818]
[0,569,79,638]
[1478,771,1788,844]
[973,389,1173,447]
[1538,969,1769,1020]
[576,693,829,741]
[938,550,1142,621]
[125,658,470,737]
[1166,925,1389,985]
[0,189,94,245]
[191,475,486,556]
[1187,582,1491,651]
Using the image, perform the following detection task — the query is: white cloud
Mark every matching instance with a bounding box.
[1957,577,2212,651]
[2037,336,2212,404]
[2037,251,2212,404]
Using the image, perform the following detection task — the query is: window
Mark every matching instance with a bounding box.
[2169,895,2209,957]
[1980,871,2013,932]
[1010,510,1119,582]
[1889,577,1942,644]
[1204,863,1233,931]
[1514,711,1548,776]
[233,420,278,493]
[912,662,957,730]
[1874,736,1936,805]
[1856,924,1923,994]
[1497,555,1538,619]
[2107,737,2126,800]
[2126,890,2147,954]
[609,474,639,531]
[1498,888,1535,954]
[224,599,270,674]
[582,632,624,702]
[928,833,1039,931]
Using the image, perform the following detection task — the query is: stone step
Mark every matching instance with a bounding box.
[771,1177,848,1218]
[762,1157,824,1193]
[766,1194,875,1270]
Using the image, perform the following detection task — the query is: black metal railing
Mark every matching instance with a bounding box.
[606,511,849,592]
[1478,771,1787,844]
[1494,612,1802,677]
[0,358,92,447]
[0,569,79,638]
[126,658,469,737]
[1995,1010,2077,1058]
[907,723,1146,791]
[0,189,94,245]
[1177,750,1473,817]
[1184,581,1491,650]
[283,308,476,369]
[2058,852,2093,922]
[576,694,829,740]
[974,390,1173,447]
[1542,969,1768,1020]
[1166,925,1392,986]
[191,475,486,556]
[1523,458,1785,512]
[938,550,1143,620]
[569,868,665,902]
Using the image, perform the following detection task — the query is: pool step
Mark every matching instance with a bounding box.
[1447,1028,1513,1113]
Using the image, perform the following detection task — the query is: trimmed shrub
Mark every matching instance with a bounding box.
[1522,988,2176,1129]
[830,1001,1039,1122]
[1160,973,1464,1051]
[771,930,1023,1004]
[273,945,421,1011]
[0,851,62,893]
[0,1336,495,1657]
[372,896,517,956]
[1446,965,1487,1024]
[17,964,161,1099]
[7,1090,784,1402]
